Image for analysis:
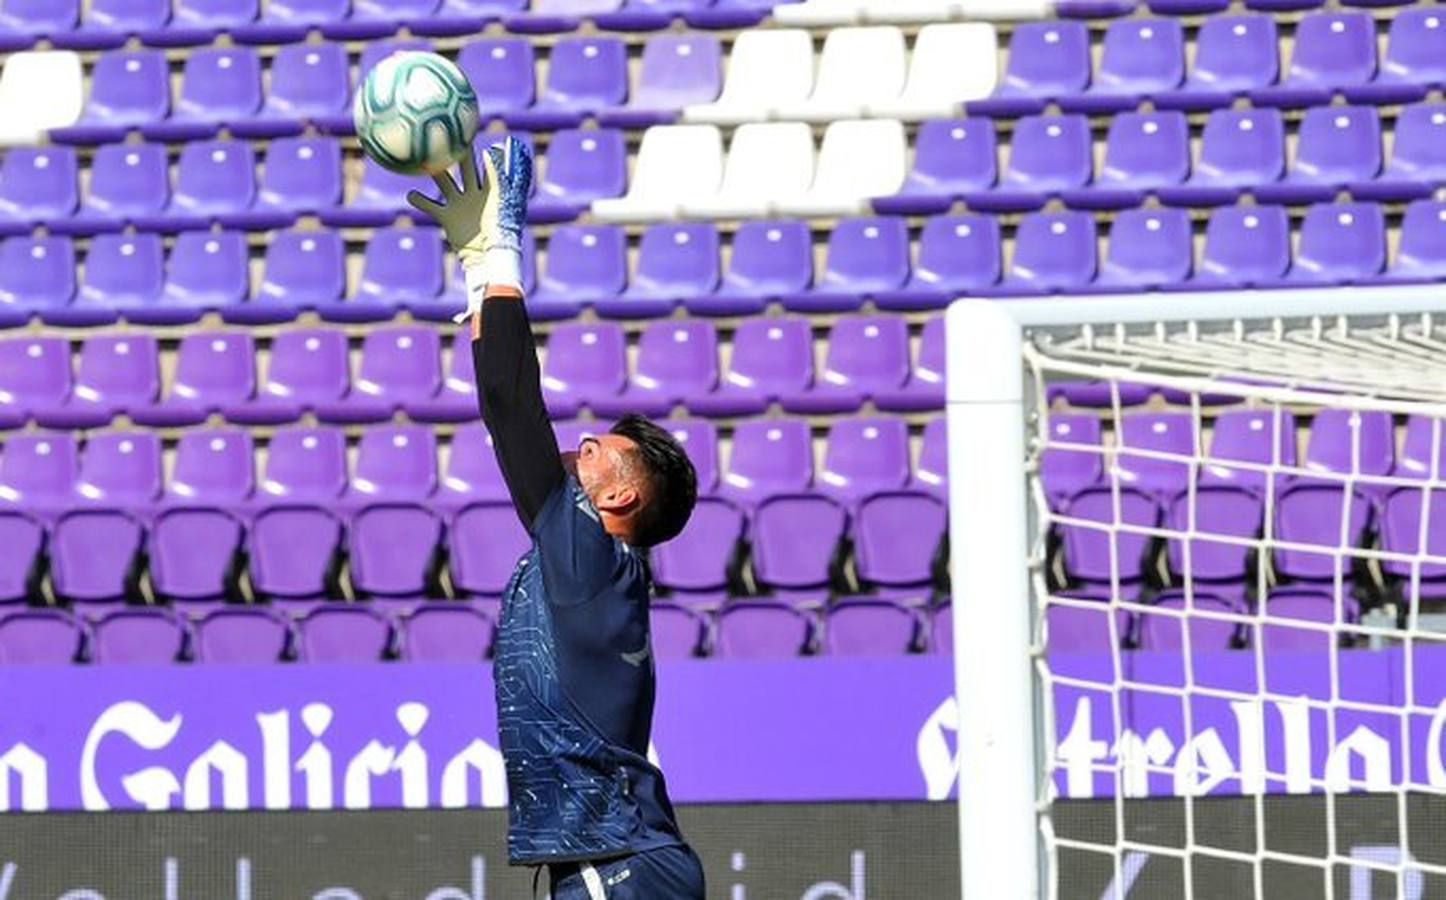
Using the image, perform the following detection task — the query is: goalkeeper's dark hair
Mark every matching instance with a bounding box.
[610,414,697,548]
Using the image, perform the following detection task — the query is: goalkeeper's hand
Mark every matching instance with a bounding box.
[407,137,533,320]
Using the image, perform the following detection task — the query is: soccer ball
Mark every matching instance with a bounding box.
[354,51,481,176]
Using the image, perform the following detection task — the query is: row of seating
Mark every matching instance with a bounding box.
[787,0,1431,23]
[0,0,794,51]
[974,11,1446,116]
[0,317,943,430]
[0,597,955,665]
[1053,0,1421,17]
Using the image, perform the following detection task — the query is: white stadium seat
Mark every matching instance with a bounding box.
[591,125,724,223]
[774,0,866,26]
[865,0,960,23]
[776,119,908,218]
[961,0,1050,18]
[684,123,817,220]
[872,24,1000,121]
[684,30,815,127]
[774,27,908,124]
[0,52,83,147]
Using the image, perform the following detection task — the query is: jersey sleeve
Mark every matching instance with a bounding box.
[532,474,642,608]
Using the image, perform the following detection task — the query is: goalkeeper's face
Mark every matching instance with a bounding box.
[566,435,648,540]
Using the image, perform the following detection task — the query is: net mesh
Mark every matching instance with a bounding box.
[1025,315,1446,899]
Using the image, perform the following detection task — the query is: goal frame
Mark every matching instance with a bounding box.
[946,283,1446,899]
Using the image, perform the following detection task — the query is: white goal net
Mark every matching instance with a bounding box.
[947,289,1446,900]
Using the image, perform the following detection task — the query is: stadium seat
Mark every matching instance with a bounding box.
[875,316,945,411]
[1135,592,1240,652]
[878,23,998,120]
[999,211,1098,294]
[1273,484,1373,581]
[1302,408,1394,488]
[455,38,535,121]
[350,504,444,598]
[298,606,392,663]
[651,496,744,605]
[53,233,163,327]
[1117,412,1196,498]
[239,229,347,324]
[406,336,480,423]
[226,328,349,425]
[0,0,79,51]
[502,0,621,34]
[0,511,43,602]
[195,608,291,664]
[1165,488,1264,596]
[817,417,910,507]
[505,36,628,130]
[143,47,262,142]
[1397,417,1446,481]
[1358,103,1446,202]
[600,34,722,128]
[1158,108,1285,207]
[1383,201,1446,283]
[782,315,910,414]
[1380,487,1446,597]
[0,335,69,425]
[880,215,1001,309]
[1286,202,1386,285]
[409,0,526,35]
[597,221,718,319]
[449,501,531,596]
[683,123,814,221]
[57,0,169,51]
[1258,107,1382,205]
[1253,11,1376,108]
[875,119,997,217]
[1158,15,1279,110]
[149,0,259,45]
[969,21,1089,117]
[132,332,256,427]
[1201,408,1298,489]
[346,425,438,505]
[1354,9,1446,104]
[776,26,906,122]
[232,0,349,44]
[825,600,919,656]
[0,610,84,663]
[94,611,189,664]
[0,237,75,323]
[785,217,908,313]
[0,147,78,235]
[914,417,947,499]
[253,426,348,506]
[685,0,793,29]
[1193,205,1290,288]
[1065,17,1184,113]
[973,114,1091,212]
[666,419,719,495]
[1261,587,1359,652]
[751,494,847,605]
[321,326,443,425]
[853,491,947,597]
[1040,414,1104,506]
[51,49,169,144]
[540,321,627,416]
[403,604,493,662]
[1058,487,1160,588]
[0,432,77,515]
[593,319,719,418]
[715,602,813,658]
[227,137,343,229]
[1046,597,1131,653]
[1068,111,1189,209]
[163,428,255,507]
[721,418,812,506]
[341,229,445,322]
[249,505,344,599]
[139,231,249,325]
[323,160,431,228]
[60,143,167,236]
[687,220,811,317]
[531,225,627,320]
[685,29,814,125]
[235,43,351,137]
[328,0,440,40]
[72,431,163,509]
[777,119,906,218]
[650,603,706,660]
[1094,207,1192,291]
[688,316,812,417]
[531,129,627,224]
[149,507,244,602]
[50,509,144,603]
[593,124,723,222]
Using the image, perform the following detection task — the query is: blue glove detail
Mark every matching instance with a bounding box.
[486,138,533,253]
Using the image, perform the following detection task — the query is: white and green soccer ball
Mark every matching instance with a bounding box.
[354,51,481,176]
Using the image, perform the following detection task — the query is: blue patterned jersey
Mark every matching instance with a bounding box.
[493,474,685,865]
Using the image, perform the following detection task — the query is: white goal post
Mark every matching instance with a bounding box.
[948,284,1446,900]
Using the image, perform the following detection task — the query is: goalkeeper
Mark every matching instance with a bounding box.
[408,139,705,900]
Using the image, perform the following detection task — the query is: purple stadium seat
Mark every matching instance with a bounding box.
[690,316,811,418]
[1201,408,1297,489]
[0,610,83,664]
[998,211,1098,294]
[0,0,79,49]
[60,144,167,237]
[195,608,290,663]
[598,222,718,319]
[124,231,248,326]
[323,162,432,228]
[1304,408,1394,481]
[299,607,392,662]
[1378,487,1446,593]
[457,38,536,120]
[151,0,259,44]
[73,431,163,509]
[876,214,1000,311]
[1258,107,1382,205]
[0,513,43,602]
[1157,15,1279,110]
[751,494,846,604]
[231,0,348,43]
[164,429,255,507]
[1352,10,1446,105]
[505,36,627,130]
[0,432,78,513]
[1040,414,1104,506]
[504,0,621,33]
[51,50,169,144]
[531,224,626,320]
[1058,487,1160,588]
[350,504,443,597]
[651,603,706,660]
[874,316,944,412]
[1165,487,1263,594]
[336,229,444,322]
[234,43,349,138]
[403,604,493,661]
[406,335,480,423]
[56,0,169,50]
[818,417,910,507]
[825,600,918,656]
[1384,200,1446,283]
[593,320,718,418]
[328,0,439,39]
[234,229,345,324]
[0,336,69,425]
[1117,412,1195,498]
[1158,108,1284,207]
[716,602,813,658]
[412,0,526,37]
[449,501,531,596]
[667,419,718,494]
[873,119,997,216]
[249,505,344,598]
[853,491,947,597]
[531,129,627,224]
[1046,598,1130,653]
[782,316,909,414]
[1067,111,1189,209]
[541,321,627,416]
[689,220,812,317]
[971,115,1091,212]
[1274,484,1372,581]
[1357,103,1446,202]
[651,496,744,604]
[0,237,75,324]
[50,509,143,602]
[226,329,348,426]
[149,507,244,601]
[721,418,812,506]
[969,21,1089,117]
[1397,416,1446,481]
[346,425,438,505]
[254,427,348,506]
[1136,592,1240,651]
[1253,11,1376,108]
[1193,206,1290,288]
[1064,17,1184,113]
[784,217,908,314]
[1285,202,1386,285]
[595,0,713,31]
[138,141,257,232]
[131,332,255,427]
[0,147,79,235]
[1261,587,1358,652]
[601,34,722,127]
[317,326,442,424]
[930,605,953,655]
[143,47,263,142]
[685,0,786,29]
[1051,381,1153,408]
